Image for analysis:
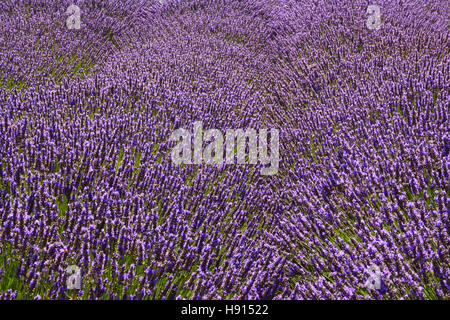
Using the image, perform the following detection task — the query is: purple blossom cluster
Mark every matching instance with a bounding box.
[0,0,448,299]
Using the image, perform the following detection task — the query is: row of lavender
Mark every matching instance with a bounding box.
[0,0,448,299]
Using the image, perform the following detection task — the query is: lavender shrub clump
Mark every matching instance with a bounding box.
[0,0,448,300]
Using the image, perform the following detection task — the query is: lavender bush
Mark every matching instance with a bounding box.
[0,0,448,300]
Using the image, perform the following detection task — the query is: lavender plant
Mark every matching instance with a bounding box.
[0,0,448,300]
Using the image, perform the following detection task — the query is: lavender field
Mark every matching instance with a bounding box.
[0,0,448,300]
